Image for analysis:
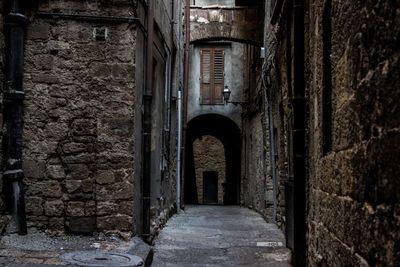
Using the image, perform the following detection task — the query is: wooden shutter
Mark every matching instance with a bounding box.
[200,49,212,104]
[200,48,225,105]
[213,49,224,104]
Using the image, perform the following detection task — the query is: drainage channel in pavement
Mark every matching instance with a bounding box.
[60,251,144,266]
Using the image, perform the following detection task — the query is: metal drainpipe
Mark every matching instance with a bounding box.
[170,0,181,214]
[268,84,278,222]
[3,0,28,235]
[176,91,182,213]
[142,0,154,238]
[175,0,183,212]
[167,0,174,132]
[181,0,190,210]
[292,0,306,265]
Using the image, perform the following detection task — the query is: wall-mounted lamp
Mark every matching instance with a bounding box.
[223,85,247,107]
[223,86,231,103]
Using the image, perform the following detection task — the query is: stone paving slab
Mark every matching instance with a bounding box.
[152,205,292,266]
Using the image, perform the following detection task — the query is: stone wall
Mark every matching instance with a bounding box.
[241,114,275,221]
[263,0,400,265]
[240,41,279,223]
[21,0,138,237]
[306,0,400,265]
[0,0,182,239]
[0,1,8,234]
[263,7,292,234]
[193,135,225,204]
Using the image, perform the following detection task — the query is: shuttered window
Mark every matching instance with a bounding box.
[200,48,225,104]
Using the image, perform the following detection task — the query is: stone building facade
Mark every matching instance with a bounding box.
[305,1,399,265]
[22,0,139,237]
[256,0,400,265]
[0,2,6,234]
[0,0,187,240]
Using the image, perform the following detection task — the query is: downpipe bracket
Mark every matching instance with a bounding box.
[5,13,27,26]
[3,169,24,182]
[4,91,25,102]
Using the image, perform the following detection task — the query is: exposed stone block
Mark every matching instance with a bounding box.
[31,73,59,84]
[23,160,46,180]
[46,165,66,180]
[85,201,96,216]
[97,215,133,231]
[62,143,87,154]
[96,182,133,201]
[96,170,115,185]
[65,180,81,194]
[48,217,64,230]
[25,197,44,216]
[27,22,50,40]
[89,62,112,78]
[66,201,85,217]
[42,181,63,198]
[44,122,69,141]
[66,164,90,180]
[44,200,64,216]
[81,179,94,193]
[68,216,96,234]
[96,201,116,216]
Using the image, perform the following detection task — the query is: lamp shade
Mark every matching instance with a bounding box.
[223,86,231,102]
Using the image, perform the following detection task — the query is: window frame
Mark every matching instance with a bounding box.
[200,47,225,105]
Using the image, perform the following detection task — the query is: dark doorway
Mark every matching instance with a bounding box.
[184,114,241,205]
[203,171,218,204]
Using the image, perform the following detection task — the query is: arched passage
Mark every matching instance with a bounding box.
[184,114,241,205]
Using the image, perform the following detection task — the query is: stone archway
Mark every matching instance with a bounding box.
[184,114,241,205]
[190,6,263,46]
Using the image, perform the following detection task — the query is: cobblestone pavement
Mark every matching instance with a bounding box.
[152,205,292,266]
[0,229,151,266]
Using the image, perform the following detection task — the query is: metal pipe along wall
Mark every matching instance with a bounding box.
[3,0,28,235]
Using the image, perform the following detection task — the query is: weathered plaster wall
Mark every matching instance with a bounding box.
[190,6,263,44]
[187,42,243,128]
[192,0,235,6]
[193,135,225,204]
[21,0,138,237]
[154,0,172,46]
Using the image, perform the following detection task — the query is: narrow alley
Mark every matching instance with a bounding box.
[0,0,398,266]
[152,205,291,266]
